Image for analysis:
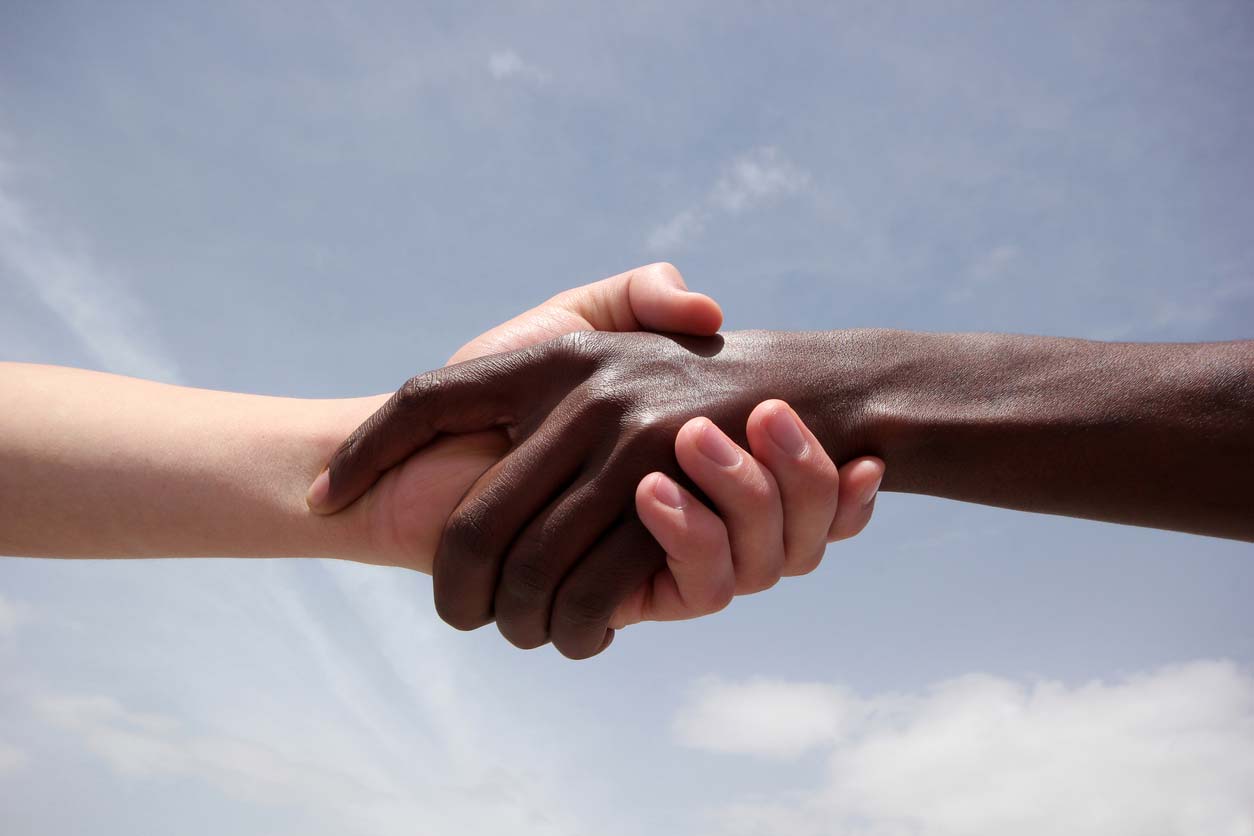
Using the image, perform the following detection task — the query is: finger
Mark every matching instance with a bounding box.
[550,516,666,660]
[432,416,587,631]
[613,473,736,627]
[445,263,723,365]
[556,262,723,336]
[744,400,842,576]
[674,417,785,594]
[828,456,885,542]
[309,343,565,515]
[493,466,638,649]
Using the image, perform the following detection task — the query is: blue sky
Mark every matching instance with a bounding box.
[1,2,1252,833]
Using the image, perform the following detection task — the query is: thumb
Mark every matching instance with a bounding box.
[557,262,723,336]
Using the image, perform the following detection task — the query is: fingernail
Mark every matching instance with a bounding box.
[765,406,807,457]
[863,474,883,507]
[306,469,330,511]
[696,421,741,468]
[652,473,686,509]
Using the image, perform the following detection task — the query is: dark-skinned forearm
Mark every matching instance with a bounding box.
[802,330,1254,541]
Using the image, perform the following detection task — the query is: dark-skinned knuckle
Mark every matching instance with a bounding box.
[548,330,605,365]
[499,627,548,651]
[500,560,554,605]
[618,410,679,451]
[554,588,613,630]
[435,599,489,632]
[579,383,625,421]
[443,504,492,558]
[555,643,594,661]
[396,371,443,407]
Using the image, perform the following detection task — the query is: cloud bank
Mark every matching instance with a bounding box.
[675,661,1254,835]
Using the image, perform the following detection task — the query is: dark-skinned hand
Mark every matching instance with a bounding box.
[310,329,854,659]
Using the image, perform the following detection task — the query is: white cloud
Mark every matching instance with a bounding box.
[0,740,27,774]
[25,560,585,836]
[32,680,581,835]
[488,49,548,83]
[674,677,859,759]
[677,661,1254,836]
[0,151,180,382]
[32,691,397,809]
[0,592,27,639]
[648,147,810,252]
[947,243,1021,302]
[709,147,811,214]
[646,208,706,253]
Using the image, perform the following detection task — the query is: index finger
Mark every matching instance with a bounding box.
[308,344,565,514]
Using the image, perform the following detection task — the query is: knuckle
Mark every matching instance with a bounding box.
[548,330,606,365]
[496,620,549,650]
[443,501,493,559]
[703,576,736,614]
[499,559,555,607]
[581,382,629,422]
[740,572,781,595]
[397,371,442,406]
[784,546,826,577]
[790,461,840,511]
[553,587,614,631]
[618,409,681,453]
[740,473,777,507]
[644,261,682,283]
[805,455,840,489]
[435,598,490,632]
[735,548,785,594]
[689,520,730,559]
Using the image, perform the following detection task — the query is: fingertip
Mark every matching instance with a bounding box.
[748,398,790,427]
[673,416,711,462]
[829,457,885,542]
[558,627,614,661]
[636,472,688,520]
[843,456,885,506]
[631,264,723,335]
[683,292,724,335]
[305,468,335,514]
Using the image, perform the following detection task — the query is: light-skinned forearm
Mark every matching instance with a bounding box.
[0,362,496,564]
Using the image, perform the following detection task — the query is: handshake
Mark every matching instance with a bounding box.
[306,263,886,659]
[6,263,1246,658]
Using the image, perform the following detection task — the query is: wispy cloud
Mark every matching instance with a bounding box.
[648,147,811,252]
[18,560,585,836]
[0,740,27,774]
[33,690,397,809]
[0,149,180,382]
[947,243,1021,303]
[676,661,1254,835]
[0,591,27,641]
[487,49,548,83]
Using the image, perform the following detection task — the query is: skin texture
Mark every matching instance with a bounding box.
[315,329,1254,659]
[397,264,884,639]
[0,264,886,650]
